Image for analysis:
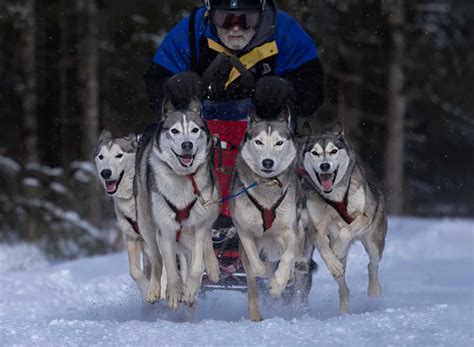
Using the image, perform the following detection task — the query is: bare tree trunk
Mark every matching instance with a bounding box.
[19,0,39,164]
[383,0,406,215]
[77,0,102,226]
[78,0,99,158]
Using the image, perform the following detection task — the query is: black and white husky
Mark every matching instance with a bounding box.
[94,130,163,303]
[231,107,312,321]
[301,124,388,314]
[135,97,220,309]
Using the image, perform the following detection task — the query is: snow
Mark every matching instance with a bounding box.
[0,217,472,346]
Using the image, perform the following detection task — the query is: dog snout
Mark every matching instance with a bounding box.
[181,141,193,151]
[320,163,330,172]
[100,169,112,179]
[262,159,274,169]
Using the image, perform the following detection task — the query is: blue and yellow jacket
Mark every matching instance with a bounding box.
[144,4,324,120]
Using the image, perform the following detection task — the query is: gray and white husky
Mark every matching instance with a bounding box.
[135,97,220,309]
[231,107,312,321]
[94,130,162,303]
[301,124,388,314]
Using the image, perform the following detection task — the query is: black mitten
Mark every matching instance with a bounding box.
[163,71,202,107]
[254,76,295,118]
[202,53,232,100]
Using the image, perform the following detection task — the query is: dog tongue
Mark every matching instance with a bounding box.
[320,173,333,192]
[179,155,193,166]
[106,180,118,193]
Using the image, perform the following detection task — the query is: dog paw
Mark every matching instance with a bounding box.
[182,278,200,306]
[166,282,182,310]
[368,281,382,298]
[206,258,220,283]
[250,312,264,322]
[326,257,345,278]
[253,262,267,278]
[269,276,287,298]
[145,281,161,304]
[340,299,350,315]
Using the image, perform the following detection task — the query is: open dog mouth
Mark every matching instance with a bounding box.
[105,170,124,195]
[315,169,338,193]
[173,150,195,168]
[261,169,274,174]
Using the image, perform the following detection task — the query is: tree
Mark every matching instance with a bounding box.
[18,0,39,164]
[383,0,407,215]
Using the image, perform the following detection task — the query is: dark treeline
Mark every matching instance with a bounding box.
[1,0,473,218]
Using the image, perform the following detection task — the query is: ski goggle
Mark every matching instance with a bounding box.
[211,9,260,30]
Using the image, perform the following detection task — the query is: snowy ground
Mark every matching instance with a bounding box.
[0,217,473,346]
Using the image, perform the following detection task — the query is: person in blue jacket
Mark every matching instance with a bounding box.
[144,0,324,122]
[144,0,325,239]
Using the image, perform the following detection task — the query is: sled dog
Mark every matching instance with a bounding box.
[301,124,388,314]
[135,97,220,309]
[231,107,310,321]
[94,130,162,303]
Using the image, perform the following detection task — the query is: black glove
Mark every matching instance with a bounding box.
[163,71,202,107]
[254,76,295,118]
[202,53,232,100]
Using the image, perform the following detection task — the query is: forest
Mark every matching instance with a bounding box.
[0,0,472,258]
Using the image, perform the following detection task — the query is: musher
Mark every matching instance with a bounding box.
[144,0,324,270]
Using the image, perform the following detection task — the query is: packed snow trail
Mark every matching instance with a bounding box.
[0,217,472,346]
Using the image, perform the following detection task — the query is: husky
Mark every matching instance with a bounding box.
[230,106,312,321]
[301,124,388,314]
[135,97,220,309]
[94,130,163,303]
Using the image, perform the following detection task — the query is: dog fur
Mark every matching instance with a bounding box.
[301,124,388,314]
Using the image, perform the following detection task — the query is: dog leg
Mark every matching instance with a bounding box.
[313,227,344,278]
[203,230,220,283]
[361,234,382,298]
[142,246,152,281]
[144,239,163,304]
[333,255,350,315]
[238,231,267,278]
[240,242,263,322]
[135,195,163,304]
[126,238,149,300]
[332,214,370,258]
[182,226,207,306]
[269,229,296,298]
[158,230,183,310]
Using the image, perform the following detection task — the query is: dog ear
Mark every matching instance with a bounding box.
[126,133,138,149]
[277,105,291,126]
[98,129,112,142]
[162,96,176,117]
[248,106,260,124]
[188,96,201,114]
[332,121,344,136]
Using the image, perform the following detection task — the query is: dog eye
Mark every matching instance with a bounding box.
[255,140,263,146]
[275,141,284,146]
[116,153,123,158]
[98,155,104,160]
[191,128,199,134]
[171,128,179,134]
[311,151,319,157]
[330,149,338,155]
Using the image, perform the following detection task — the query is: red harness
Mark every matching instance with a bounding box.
[246,189,288,232]
[163,174,202,242]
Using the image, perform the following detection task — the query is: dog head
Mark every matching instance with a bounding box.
[154,96,211,176]
[302,123,353,194]
[241,106,297,178]
[94,130,138,197]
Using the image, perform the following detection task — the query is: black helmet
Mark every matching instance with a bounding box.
[205,0,266,11]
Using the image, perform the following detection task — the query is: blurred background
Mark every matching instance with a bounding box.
[0,0,472,259]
